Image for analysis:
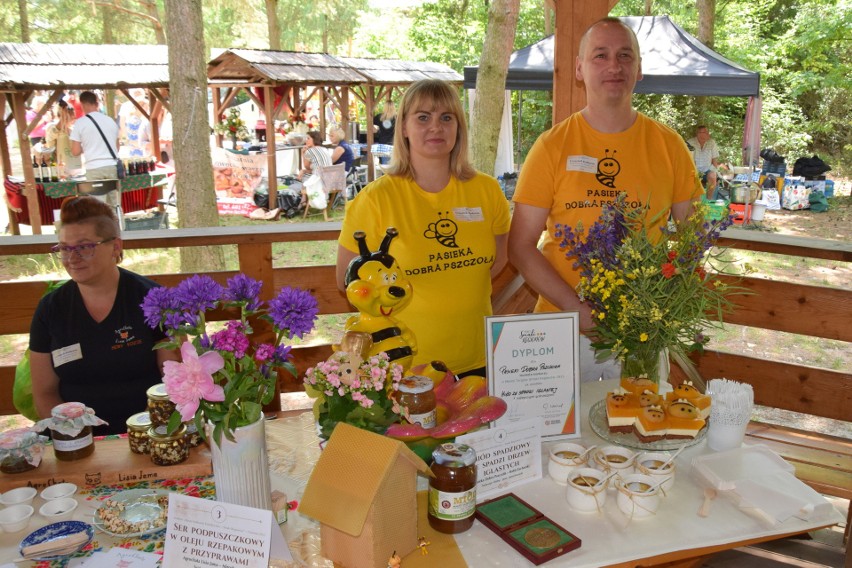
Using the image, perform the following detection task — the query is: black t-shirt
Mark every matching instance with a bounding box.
[373,114,395,145]
[29,268,167,435]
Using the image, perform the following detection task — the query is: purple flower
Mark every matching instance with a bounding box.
[174,275,224,314]
[224,274,263,312]
[272,344,293,364]
[164,310,198,332]
[254,343,275,363]
[267,287,319,338]
[211,321,250,359]
[141,286,178,329]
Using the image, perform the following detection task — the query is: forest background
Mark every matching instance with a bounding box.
[1,0,849,176]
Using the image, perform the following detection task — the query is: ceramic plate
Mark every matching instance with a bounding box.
[19,520,94,561]
[92,488,170,537]
[588,399,706,451]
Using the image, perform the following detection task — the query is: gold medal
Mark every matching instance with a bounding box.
[524,526,560,548]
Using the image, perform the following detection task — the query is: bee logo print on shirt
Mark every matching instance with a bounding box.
[596,149,621,188]
[113,325,141,349]
[424,211,459,249]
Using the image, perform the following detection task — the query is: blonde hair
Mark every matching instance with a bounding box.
[329,127,346,142]
[386,79,476,182]
[380,100,396,122]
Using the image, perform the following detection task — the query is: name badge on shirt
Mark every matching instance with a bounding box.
[52,344,83,367]
[453,207,484,222]
[566,155,598,174]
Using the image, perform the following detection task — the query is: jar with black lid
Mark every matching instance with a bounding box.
[148,424,189,466]
[126,412,152,454]
[428,443,477,534]
[0,429,47,474]
[146,383,176,428]
[395,375,437,429]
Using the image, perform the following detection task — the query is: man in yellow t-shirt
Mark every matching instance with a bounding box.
[508,17,703,382]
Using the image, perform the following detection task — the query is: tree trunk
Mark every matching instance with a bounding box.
[163,0,226,273]
[265,0,281,50]
[141,0,167,44]
[697,0,715,49]
[470,0,520,176]
[17,0,29,43]
[644,0,653,16]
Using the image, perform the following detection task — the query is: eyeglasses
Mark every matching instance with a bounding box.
[50,238,116,260]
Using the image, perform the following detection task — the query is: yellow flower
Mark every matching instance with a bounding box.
[639,332,649,342]
[598,312,606,320]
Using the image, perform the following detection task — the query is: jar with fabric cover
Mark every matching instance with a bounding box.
[0,429,48,474]
[35,402,106,461]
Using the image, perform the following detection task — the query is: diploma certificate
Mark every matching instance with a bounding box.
[486,313,580,439]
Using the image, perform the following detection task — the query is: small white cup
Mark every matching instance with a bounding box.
[635,452,676,494]
[547,443,588,485]
[616,474,661,519]
[39,497,78,522]
[0,486,37,507]
[40,483,78,501]
[565,468,608,513]
[593,446,636,488]
[0,504,34,533]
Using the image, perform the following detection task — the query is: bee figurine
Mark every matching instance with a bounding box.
[344,228,417,371]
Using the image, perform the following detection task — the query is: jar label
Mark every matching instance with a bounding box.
[409,409,436,429]
[53,432,93,452]
[428,487,476,521]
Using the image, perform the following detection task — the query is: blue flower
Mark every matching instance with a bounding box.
[267,287,319,339]
[224,274,263,312]
[174,275,224,314]
[140,286,177,329]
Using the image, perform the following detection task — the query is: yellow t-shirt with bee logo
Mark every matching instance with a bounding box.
[340,173,510,374]
[513,112,703,313]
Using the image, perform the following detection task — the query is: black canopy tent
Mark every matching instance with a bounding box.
[464,15,760,97]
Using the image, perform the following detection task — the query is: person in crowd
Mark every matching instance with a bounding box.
[42,102,82,177]
[29,197,178,435]
[687,125,721,200]
[337,79,510,377]
[66,91,84,119]
[508,17,702,382]
[70,91,122,217]
[26,95,52,147]
[298,130,333,207]
[373,100,396,164]
[119,89,150,159]
[329,126,355,173]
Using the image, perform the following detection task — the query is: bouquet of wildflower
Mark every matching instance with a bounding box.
[142,274,319,446]
[287,113,312,135]
[304,351,405,439]
[556,194,745,387]
[214,108,251,141]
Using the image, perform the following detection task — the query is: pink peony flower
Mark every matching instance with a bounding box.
[163,342,226,421]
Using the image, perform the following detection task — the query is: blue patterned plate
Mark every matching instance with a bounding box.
[19,520,94,561]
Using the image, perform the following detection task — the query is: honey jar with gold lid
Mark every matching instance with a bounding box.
[395,375,437,429]
[428,443,477,534]
[146,383,176,428]
[126,412,152,455]
[148,424,189,466]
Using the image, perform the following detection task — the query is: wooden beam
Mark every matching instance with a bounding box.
[553,0,621,123]
[11,92,42,234]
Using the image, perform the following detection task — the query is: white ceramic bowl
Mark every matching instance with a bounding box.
[39,497,78,522]
[636,452,676,494]
[547,442,588,485]
[40,483,78,501]
[0,486,37,507]
[0,504,34,533]
[616,473,661,519]
[565,468,608,513]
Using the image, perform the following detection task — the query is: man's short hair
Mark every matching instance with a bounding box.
[79,91,98,106]
[578,17,641,59]
[696,125,708,132]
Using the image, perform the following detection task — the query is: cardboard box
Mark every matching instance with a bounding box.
[299,423,431,568]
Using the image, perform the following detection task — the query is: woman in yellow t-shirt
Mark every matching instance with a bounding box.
[336,79,510,376]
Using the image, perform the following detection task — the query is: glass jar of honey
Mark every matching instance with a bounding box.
[49,402,97,461]
[0,429,47,474]
[126,412,152,454]
[146,383,176,428]
[395,376,437,429]
[184,422,203,448]
[428,443,477,534]
[148,424,189,466]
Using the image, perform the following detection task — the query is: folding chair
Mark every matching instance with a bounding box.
[303,163,346,221]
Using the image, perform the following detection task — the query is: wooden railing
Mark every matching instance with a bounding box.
[0,225,849,424]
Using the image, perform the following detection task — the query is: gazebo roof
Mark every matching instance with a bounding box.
[207,49,365,85]
[335,56,462,85]
[0,43,170,90]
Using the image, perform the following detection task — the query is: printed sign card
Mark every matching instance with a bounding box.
[162,493,292,568]
[457,417,542,501]
[486,313,580,440]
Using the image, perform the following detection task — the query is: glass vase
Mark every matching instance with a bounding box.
[620,349,670,387]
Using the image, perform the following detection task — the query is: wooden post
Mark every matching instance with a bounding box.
[0,95,19,235]
[11,92,42,234]
[264,86,278,209]
[552,0,620,123]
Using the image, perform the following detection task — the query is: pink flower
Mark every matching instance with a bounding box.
[163,342,226,421]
